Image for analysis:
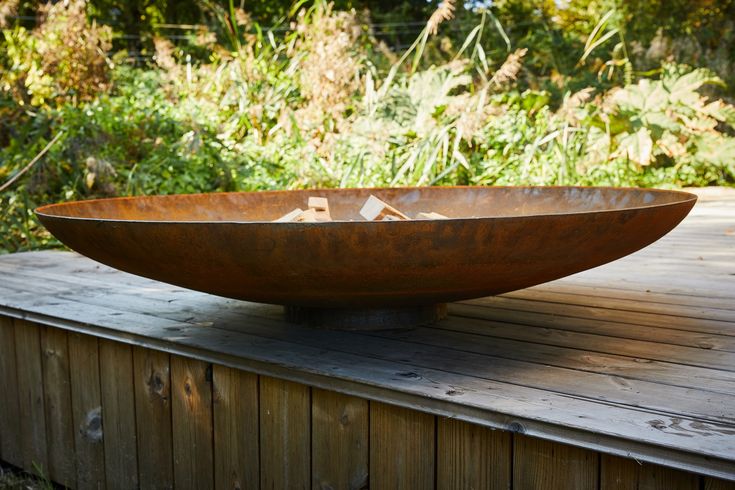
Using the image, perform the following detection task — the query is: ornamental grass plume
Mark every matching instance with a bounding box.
[557,87,595,123]
[0,0,18,28]
[293,3,366,140]
[34,0,112,102]
[491,48,528,86]
[153,36,177,72]
[427,0,455,36]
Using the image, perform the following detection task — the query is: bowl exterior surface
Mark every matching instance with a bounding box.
[36,187,696,307]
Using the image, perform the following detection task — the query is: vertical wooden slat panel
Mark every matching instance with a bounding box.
[99,339,139,490]
[513,434,598,490]
[601,454,700,489]
[259,376,311,490]
[437,417,511,490]
[171,356,214,490]
[705,477,735,490]
[0,316,22,467]
[133,346,173,490]
[68,332,106,490]
[14,319,48,475]
[369,401,435,490]
[41,327,76,487]
[212,365,259,490]
[311,389,369,490]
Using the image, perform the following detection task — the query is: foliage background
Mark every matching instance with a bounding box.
[1,0,734,253]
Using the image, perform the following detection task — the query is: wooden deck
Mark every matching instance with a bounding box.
[0,193,734,488]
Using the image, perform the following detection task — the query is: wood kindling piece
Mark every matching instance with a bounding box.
[274,208,318,223]
[293,209,318,222]
[359,195,409,221]
[275,195,448,222]
[274,197,333,222]
[416,212,448,220]
[307,197,332,222]
[275,208,305,222]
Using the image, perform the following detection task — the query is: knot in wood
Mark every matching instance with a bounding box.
[80,406,103,442]
[508,421,526,434]
[147,370,166,397]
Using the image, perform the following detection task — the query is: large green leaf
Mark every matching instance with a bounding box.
[616,127,653,166]
[664,68,723,105]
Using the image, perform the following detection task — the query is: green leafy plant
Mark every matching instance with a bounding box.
[1,0,735,254]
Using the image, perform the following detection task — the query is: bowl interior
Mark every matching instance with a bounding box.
[36,186,695,223]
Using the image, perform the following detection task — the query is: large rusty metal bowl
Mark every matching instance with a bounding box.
[36,187,696,328]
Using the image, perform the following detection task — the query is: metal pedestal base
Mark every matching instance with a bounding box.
[284,304,447,331]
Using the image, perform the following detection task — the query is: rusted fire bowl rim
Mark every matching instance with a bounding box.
[36,186,696,329]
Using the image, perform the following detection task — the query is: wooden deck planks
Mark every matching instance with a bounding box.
[259,376,311,489]
[99,339,139,490]
[40,327,76,487]
[0,316,22,467]
[600,454,699,490]
[499,288,735,323]
[171,356,214,490]
[0,199,733,481]
[436,417,511,490]
[311,389,369,490]
[1,285,734,477]
[68,333,106,490]
[706,477,735,490]
[529,282,735,312]
[370,401,435,489]
[212,365,259,490]
[450,303,735,353]
[133,346,174,490]
[432,315,735,372]
[460,297,735,336]
[369,324,735,401]
[513,434,599,490]
[14,319,48,476]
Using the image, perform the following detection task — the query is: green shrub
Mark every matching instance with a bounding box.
[1,1,734,254]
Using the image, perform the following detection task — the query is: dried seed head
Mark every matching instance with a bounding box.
[427,0,455,36]
[491,48,528,87]
[0,0,19,28]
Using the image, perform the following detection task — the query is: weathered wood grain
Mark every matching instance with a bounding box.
[502,288,735,323]
[561,276,735,304]
[2,291,734,478]
[451,302,735,350]
[367,325,735,421]
[1,200,734,481]
[437,417,511,490]
[212,365,259,490]
[171,356,214,490]
[99,339,139,490]
[438,314,735,372]
[0,316,22,467]
[513,435,598,490]
[601,454,700,489]
[533,282,735,312]
[562,268,735,299]
[705,476,735,489]
[133,346,173,490]
[462,296,735,336]
[400,322,735,394]
[14,319,48,476]
[68,332,106,490]
[259,376,311,489]
[41,327,76,487]
[370,401,435,490]
[311,388,369,490]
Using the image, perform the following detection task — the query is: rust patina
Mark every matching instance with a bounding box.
[36,186,696,328]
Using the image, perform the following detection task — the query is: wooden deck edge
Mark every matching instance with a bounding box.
[2,305,733,482]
